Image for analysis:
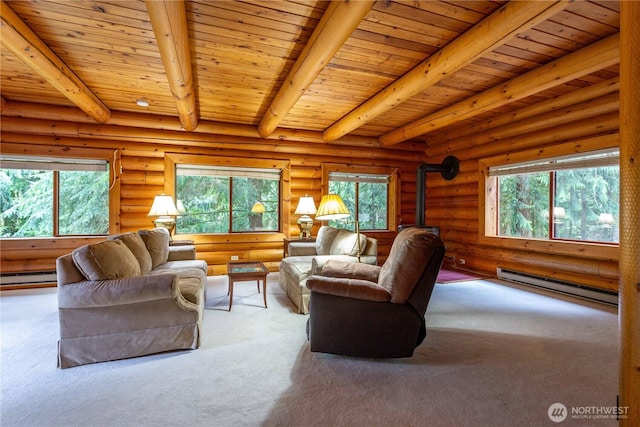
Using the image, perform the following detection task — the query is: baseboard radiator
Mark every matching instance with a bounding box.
[496,268,618,306]
[1,271,57,288]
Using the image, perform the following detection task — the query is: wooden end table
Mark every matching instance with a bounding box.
[283,237,316,257]
[226,261,269,311]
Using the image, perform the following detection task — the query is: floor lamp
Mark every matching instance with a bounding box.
[315,194,362,262]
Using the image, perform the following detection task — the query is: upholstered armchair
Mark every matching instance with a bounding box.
[305,227,445,358]
[279,226,377,314]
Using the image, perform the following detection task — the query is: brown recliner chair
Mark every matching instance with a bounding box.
[305,227,445,358]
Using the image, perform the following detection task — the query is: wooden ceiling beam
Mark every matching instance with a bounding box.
[427,76,620,146]
[0,100,385,147]
[0,1,110,123]
[257,0,374,138]
[380,33,620,146]
[145,0,198,131]
[322,0,571,142]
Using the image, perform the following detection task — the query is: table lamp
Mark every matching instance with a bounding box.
[294,195,317,239]
[148,194,180,237]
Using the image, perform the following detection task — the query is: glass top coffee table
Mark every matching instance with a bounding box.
[226,261,269,311]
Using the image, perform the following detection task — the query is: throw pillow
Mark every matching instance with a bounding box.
[72,239,141,281]
[110,232,153,275]
[329,229,368,257]
[315,226,341,255]
[138,228,170,269]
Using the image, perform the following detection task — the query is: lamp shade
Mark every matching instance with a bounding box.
[598,213,615,226]
[148,195,180,216]
[251,201,266,214]
[315,194,350,220]
[176,199,187,214]
[294,196,317,215]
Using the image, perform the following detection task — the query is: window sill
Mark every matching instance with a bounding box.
[478,234,619,261]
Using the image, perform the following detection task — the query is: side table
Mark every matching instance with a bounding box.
[283,237,316,257]
[226,261,269,311]
[169,239,195,246]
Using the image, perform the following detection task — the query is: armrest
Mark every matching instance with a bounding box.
[57,273,181,309]
[306,275,390,302]
[168,245,196,261]
[311,255,358,275]
[322,259,381,282]
[288,242,317,256]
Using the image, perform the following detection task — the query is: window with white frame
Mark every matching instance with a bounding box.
[487,148,619,244]
[327,171,389,231]
[0,155,110,237]
[175,164,281,233]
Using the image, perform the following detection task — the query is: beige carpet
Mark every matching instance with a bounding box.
[1,274,619,426]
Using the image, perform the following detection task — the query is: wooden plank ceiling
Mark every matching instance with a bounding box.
[0,0,620,147]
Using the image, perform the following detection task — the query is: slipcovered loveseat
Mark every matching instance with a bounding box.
[56,228,207,368]
[279,226,377,314]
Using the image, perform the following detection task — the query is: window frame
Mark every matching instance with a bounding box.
[0,143,120,239]
[165,153,290,236]
[321,163,400,232]
[478,135,619,259]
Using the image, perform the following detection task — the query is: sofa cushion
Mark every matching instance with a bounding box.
[111,232,153,275]
[72,239,141,281]
[139,228,170,269]
[315,226,341,255]
[329,229,368,257]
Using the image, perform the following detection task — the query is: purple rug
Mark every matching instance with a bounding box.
[436,269,481,283]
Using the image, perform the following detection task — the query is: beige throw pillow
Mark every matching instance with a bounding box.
[139,228,170,269]
[315,226,341,255]
[72,239,141,281]
[329,229,368,257]
[111,232,153,275]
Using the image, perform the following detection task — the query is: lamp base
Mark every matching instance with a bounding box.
[297,215,313,239]
[153,216,176,239]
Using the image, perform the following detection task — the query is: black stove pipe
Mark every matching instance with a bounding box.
[415,155,459,226]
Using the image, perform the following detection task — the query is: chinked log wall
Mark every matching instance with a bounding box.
[0,115,426,277]
[424,77,620,293]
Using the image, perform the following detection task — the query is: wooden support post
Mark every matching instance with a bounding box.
[619,1,640,424]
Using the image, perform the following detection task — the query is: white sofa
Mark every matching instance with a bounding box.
[279,226,377,314]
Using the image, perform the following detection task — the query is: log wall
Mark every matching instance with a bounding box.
[0,117,425,278]
[1,78,622,292]
[424,81,620,292]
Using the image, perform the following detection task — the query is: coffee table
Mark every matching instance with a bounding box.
[226,261,269,311]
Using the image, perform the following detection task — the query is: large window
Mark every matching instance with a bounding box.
[0,155,110,237]
[488,148,619,244]
[166,154,289,235]
[175,165,280,233]
[328,172,389,231]
[321,164,399,232]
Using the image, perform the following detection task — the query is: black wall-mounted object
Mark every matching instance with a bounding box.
[414,155,460,227]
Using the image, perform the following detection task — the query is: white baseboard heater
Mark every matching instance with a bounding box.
[1,271,57,287]
[496,268,618,306]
